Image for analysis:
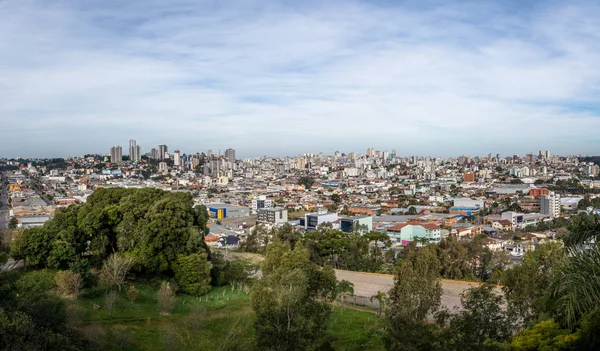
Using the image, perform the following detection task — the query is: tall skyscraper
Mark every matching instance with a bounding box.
[129,139,141,162]
[110,146,122,163]
[207,149,213,159]
[173,150,181,167]
[159,145,168,160]
[224,148,236,161]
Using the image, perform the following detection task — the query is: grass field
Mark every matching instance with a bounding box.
[65,278,385,350]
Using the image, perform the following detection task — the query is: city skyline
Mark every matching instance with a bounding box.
[2,0,600,157]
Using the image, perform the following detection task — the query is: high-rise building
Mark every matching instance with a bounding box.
[129,139,141,162]
[110,146,122,163]
[224,148,236,161]
[207,149,213,159]
[151,148,160,160]
[159,145,168,160]
[173,150,181,167]
[541,191,561,218]
[545,150,551,160]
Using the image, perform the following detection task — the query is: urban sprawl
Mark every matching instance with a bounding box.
[2,142,600,259]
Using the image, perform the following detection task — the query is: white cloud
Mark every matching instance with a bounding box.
[1,0,599,157]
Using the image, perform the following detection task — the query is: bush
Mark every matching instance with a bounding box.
[69,258,97,288]
[54,270,83,298]
[157,281,176,315]
[172,253,212,296]
[126,285,139,302]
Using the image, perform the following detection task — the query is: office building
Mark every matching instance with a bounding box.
[110,146,122,163]
[301,211,339,231]
[340,215,373,234]
[541,191,561,218]
[225,148,236,161]
[257,207,288,225]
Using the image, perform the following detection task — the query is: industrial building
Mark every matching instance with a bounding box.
[205,203,250,219]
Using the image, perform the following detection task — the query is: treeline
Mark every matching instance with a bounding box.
[250,214,600,350]
[10,188,210,274]
[242,224,508,282]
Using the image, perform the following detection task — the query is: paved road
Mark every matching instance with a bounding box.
[335,269,493,312]
[0,181,8,229]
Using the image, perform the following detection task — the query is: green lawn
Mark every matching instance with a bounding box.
[68,281,384,350]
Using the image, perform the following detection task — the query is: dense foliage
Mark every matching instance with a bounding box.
[11,188,210,277]
[251,241,337,351]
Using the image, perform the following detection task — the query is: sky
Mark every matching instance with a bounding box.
[1,0,600,158]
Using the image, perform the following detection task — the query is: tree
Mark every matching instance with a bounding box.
[172,252,212,296]
[54,270,83,298]
[157,281,177,315]
[330,194,341,204]
[385,245,442,350]
[407,206,418,215]
[370,291,387,317]
[443,284,514,349]
[101,253,134,292]
[251,241,336,351]
[336,280,354,310]
[9,229,28,266]
[298,176,315,191]
[8,217,18,229]
[501,241,565,327]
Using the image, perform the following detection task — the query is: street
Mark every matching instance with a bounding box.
[0,180,8,229]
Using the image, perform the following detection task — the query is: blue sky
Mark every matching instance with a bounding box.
[1,0,600,158]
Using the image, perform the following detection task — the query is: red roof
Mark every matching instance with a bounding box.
[388,224,408,231]
[388,223,439,231]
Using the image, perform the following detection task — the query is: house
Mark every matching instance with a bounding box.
[481,237,505,251]
[387,223,441,245]
[491,220,513,231]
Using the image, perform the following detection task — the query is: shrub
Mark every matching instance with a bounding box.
[54,270,83,298]
[126,285,139,302]
[172,253,212,296]
[157,281,176,315]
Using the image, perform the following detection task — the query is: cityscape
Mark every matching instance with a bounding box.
[3,0,600,350]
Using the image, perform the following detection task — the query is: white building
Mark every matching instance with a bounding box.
[257,207,288,225]
[251,195,273,213]
[541,191,561,218]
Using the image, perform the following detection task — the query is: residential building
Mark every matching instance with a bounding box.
[110,146,122,163]
[257,207,288,225]
[251,195,273,213]
[129,139,141,162]
[387,223,441,245]
[225,148,236,162]
[158,162,168,172]
[159,144,168,160]
[540,191,561,218]
[174,150,181,167]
